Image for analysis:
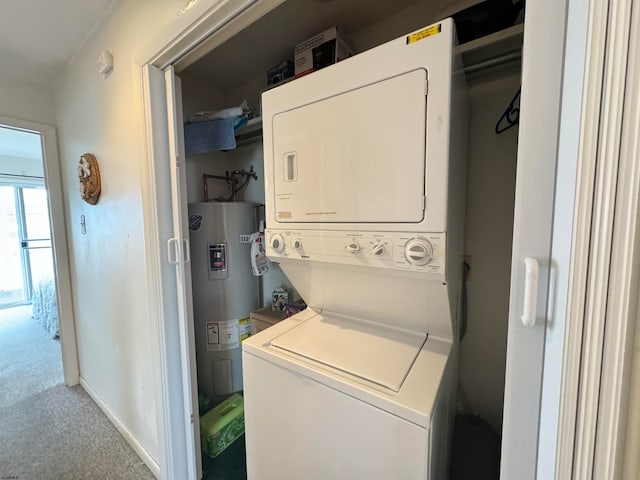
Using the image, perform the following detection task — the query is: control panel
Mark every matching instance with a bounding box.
[265,229,446,274]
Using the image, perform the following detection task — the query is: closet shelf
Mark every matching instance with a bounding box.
[235,117,262,146]
[204,24,524,153]
[458,23,524,76]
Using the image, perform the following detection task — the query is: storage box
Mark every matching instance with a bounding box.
[267,60,294,86]
[200,393,245,458]
[250,306,287,334]
[294,26,353,77]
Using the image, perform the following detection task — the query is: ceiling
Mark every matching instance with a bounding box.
[0,0,113,87]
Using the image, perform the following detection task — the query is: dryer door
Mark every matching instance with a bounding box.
[271,68,428,224]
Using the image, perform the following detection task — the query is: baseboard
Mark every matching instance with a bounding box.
[79,377,161,479]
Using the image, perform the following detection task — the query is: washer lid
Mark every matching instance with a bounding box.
[270,312,427,392]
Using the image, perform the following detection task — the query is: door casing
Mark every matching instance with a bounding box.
[0,116,79,386]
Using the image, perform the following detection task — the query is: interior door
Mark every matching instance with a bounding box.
[143,64,201,480]
[165,65,202,479]
[500,0,570,478]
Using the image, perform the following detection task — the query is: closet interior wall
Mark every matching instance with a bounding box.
[178,0,521,434]
[463,71,519,431]
[181,76,297,307]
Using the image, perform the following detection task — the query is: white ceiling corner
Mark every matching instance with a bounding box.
[0,0,113,87]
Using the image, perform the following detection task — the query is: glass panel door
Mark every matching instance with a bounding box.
[0,185,25,306]
[0,184,53,307]
[21,187,53,289]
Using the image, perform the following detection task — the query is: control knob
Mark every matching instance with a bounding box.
[404,238,433,266]
[292,238,303,250]
[346,241,361,253]
[371,242,385,256]
[270,233,285,253]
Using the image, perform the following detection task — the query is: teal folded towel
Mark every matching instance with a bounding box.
[184,117,237,154]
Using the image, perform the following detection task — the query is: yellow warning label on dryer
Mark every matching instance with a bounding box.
[406,24,441,44]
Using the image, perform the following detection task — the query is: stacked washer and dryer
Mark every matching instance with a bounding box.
[243,18,467,480]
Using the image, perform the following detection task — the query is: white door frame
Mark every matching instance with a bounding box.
[564,0,639,477]
[551,0,637,477]
[0,115,79,386]
[594,0,640,468]
[596,3,640,477]
[140,2,280,478]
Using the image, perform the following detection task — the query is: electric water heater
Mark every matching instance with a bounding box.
[188,201,259,403]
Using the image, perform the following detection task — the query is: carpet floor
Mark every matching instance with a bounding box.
[0,306,155,480]
[0,305,63,410]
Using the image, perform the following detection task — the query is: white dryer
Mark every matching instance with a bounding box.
[243,18,467,480]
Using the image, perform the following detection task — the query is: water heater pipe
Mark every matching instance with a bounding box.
[202,166,257,202]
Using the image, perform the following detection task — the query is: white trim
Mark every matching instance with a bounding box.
[536,0,590,474]
[0,115,79,387]
[164,67,201,480]
[621,303,640,478]
[79,377,161,479]
[141,63,203,480]
[594,0,640,476]
[553,0,609,475]
[150,0,259,69]
[571,0,633,477]
[140,63,172,480]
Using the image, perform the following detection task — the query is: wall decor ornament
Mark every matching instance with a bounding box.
[78,153,101,205]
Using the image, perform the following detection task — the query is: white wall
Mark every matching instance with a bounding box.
[52,0,237,468]
[460,72,519,431]
[0,75,56,125]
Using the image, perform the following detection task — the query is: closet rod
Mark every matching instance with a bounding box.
[462,50,522,75]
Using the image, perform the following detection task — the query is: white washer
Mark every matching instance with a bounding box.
[243,18,466,480]
[243,307,455,480]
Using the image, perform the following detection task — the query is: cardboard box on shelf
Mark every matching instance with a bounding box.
[294,26,354,78]
[267,60,294,86]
